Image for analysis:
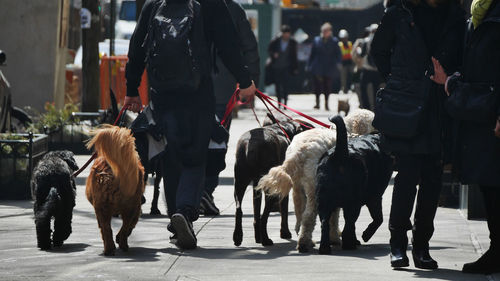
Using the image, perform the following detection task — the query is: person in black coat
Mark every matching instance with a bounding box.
[430,0,500,274]
[202,0,261,215]
[124,0,257,250]
[307,22,342,110]
[268,25,298,106]
[371,0,465,269]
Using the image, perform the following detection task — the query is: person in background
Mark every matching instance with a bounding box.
[268,25,298,107]
[354,24,384,110]
[338,29,354,94]
[201,0,261,216]
[430,0,500,274]
[371,0,465,269]
[307,22,342,110]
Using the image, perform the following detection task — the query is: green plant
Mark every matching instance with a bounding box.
[27,102,80,134]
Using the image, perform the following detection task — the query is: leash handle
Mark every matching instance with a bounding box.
[221,89,252,128]
[72,105,131,178]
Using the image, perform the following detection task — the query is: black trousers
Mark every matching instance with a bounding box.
[274,69,292,106]
[313,75,333,109]
[480,186,500,253]
[389,153,443,250]
[359,69,383,111]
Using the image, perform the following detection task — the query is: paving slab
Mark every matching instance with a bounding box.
[0,94,497,281]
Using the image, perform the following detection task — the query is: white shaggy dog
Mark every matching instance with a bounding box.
[258,109,375,252]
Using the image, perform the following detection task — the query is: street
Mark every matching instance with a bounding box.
[0,94,497,281]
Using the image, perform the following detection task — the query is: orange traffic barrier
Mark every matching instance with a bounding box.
[100,55,149,109]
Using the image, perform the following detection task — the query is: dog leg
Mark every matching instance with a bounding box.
[117,205,141,252]
[362,198,383,243]
[96,208,115,256]
[35,215,52,250]
[150,172,162,215]
[252,183,263,244]
[293,188,306,235]
[297,192,317,253]
[52,203,74,247]
[329,208,342,245]
[319,211,332,255]
[342,205,362,250]
[233,171,250,246]
[260,195,274,246]
[280,195,292,239]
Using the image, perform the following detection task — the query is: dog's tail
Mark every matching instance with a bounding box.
[330,115,348,160]
[37,188,60,222]
[87,125,143,197]
[257,166,293,197]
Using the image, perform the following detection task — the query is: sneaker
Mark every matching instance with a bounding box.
[200,192,220,216]
[167,223,177,244]
[171,213,197,250]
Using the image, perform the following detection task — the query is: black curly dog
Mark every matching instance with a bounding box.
[233,116,311,247]
[32,150,79,250]
[316,116,393,254]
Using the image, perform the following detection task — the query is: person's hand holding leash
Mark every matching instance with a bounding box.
[495,118,500,139]
[239,81,256,103]
[124,96,142,113]
[430,57,448,86]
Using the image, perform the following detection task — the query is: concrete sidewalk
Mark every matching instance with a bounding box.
[0,94,497,281]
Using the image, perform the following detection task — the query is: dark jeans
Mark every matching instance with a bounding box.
[159,108,213,222]
[389,153,443,250]
[274,68,292,106]
[313,75,333,109]
[359,69,383,110]
[480,186,500,252]
[203,106,229,197]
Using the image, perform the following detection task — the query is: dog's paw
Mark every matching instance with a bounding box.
[342,242,358,250]
[319,244,332,255]
[53,240,63,247]
[233,230,243,246]
[150,208,161,216]
[262,238,274,246]
[362,230,376,242]
[297,243,311,253]
[103,248,116,256]
[280,229,292,239]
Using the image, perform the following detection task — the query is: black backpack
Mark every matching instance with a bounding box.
[144,0,209,94]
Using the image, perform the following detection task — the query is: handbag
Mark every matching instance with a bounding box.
[373,78,431,138]
[445,78,498,122]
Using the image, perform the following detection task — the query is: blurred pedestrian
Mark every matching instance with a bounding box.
[268,25,298,107]
[338,29,354,94]
[371,0,465,269]
[430,0,500,274]
[202,0,261,216]
[354,24,383,110]
[307,22,342,110]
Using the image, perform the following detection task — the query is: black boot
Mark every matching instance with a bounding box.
[412,248,438,269]
[390,232,409,268]
[462,249,500,274]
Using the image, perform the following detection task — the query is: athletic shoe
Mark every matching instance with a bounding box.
[171,213,197,250]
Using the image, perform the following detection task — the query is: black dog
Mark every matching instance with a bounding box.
[316,116,393,254]
[32,150,79,250]
[233,117,311,246]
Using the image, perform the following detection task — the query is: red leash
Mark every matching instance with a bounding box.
[72,105,130,178]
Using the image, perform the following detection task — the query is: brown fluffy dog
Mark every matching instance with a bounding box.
[86,125,145,256]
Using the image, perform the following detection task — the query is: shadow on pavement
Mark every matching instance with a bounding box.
[0,200,33,209]
[105,246,171,262]
[50,243,90,253]
[395,268,478,281]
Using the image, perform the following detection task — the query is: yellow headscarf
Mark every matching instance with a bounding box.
[471,0,495,29]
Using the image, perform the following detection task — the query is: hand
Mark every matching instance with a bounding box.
[239,81,256,103]
[430,57,448,85]
[273,53,279,59]
[124,95,142,113]
[495,119,500,138]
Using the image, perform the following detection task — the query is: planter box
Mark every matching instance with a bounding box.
[0,133,48,200]
[46,111,105,155]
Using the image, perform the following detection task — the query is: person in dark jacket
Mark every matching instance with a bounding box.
[124,0,256,250]
[268,25,298,107]
[201,0,261,216]
[307,22,342,110]
[371,0,465,269]
[430,0,500,274]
